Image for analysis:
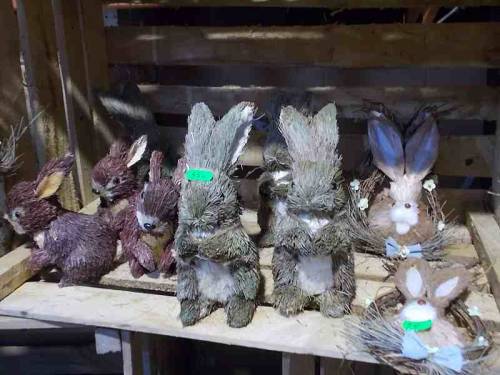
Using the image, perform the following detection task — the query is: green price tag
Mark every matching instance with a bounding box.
[185,168,214,182]
[402,320,433,332]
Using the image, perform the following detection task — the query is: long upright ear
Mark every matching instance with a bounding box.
[35,153,75,199]
[126,135,148,168]
[109,139,129,158]
[148,150,164,182]
[405,114,439,181]
[226,102,255,168]
[367,111,404,181]
[394,259,431,300]
[429,266,470,309]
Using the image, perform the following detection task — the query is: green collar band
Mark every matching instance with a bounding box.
[185,168,214,182]
[402,319,433,332]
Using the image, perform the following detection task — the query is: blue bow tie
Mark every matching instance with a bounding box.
[402,331,463,372]
[385,237,422,258]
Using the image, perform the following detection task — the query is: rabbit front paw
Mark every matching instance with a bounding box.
[273,286,308,316]
[225,296,255,328]
[179,299,201,326]
[318,290,349,318]
[276,228,311,255]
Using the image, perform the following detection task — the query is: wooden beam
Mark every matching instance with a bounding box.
[106,23,500,68]
[0,245,33,301]
[282,353,315,375]
[492,98,500,224]
[16,0,79,210]
[467,211,500,311]
[102,1,500,9]
[141,85,500,121]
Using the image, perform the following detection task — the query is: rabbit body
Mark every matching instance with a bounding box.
[175,102,259,328]
[272,104,355,318]
[367,110,439,245]
[394,259,470,350]
[6,154,117,286]
[120,151,180,278]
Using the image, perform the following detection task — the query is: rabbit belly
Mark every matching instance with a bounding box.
[194,257,236,303]
[297,255,334,295]
[273,199,287,220]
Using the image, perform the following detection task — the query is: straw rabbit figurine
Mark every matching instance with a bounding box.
[175,102,260,328]
[394,259,471,365]
[272,103,355,318]
[5,154,117,286]
[120,150,180,278]
[367,110,439,246]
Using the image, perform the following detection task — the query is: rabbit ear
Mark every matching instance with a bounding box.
[279,105,311,161]
[223,103,254,168]
[126,135,148,168]
[35,153,75,199]
[429,266,470,309]
[394,259,431,300]
[368,111,404,181]
[109,139,128,158]
[404,114,439,181]
[148,151,164,182]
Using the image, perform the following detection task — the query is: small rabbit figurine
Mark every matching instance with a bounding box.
[272,103,355,318]
[367,110,439,245]
[91,135,148,230]
[394,259,471,369]
[175,102,260,328]
[5,154,117,286]
[120,150,180,278]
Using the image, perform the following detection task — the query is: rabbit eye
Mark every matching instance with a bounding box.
[417,299,426,305]
[12,207,24,220]
[140,191,145,200]
[405,203,411,209]
[331,182,337,189]
[112,177,120,185]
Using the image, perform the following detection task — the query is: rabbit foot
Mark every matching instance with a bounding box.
[318,291,348,318]
[179,299,200,327]
[273,287,308,317]
[225,296,255,328]
[199,299,218,320]
[58,278,75,288]
[129,258,146,279]
[258,230,275,248]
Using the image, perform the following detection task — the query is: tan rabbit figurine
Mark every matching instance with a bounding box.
[367,110,439,246]
[394,259,470,350]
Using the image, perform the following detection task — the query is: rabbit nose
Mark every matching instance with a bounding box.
[144,223,156,231]
[417,299,426,305]
[92,188,100,195]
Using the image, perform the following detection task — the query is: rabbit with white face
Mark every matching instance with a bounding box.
[394,259,470,349]
[272,103,355,318]
[367,110,439,245]
[175,102,260,328]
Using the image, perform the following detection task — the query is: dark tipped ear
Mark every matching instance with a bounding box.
[405,114,439,181]
[35,153,75,199]
[109,139,129,158]
[367,111,404,181]
[126,135,148,168]
[172,157,187,190]
[148,150,164,182]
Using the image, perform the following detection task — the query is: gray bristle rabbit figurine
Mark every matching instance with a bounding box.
[120,150,180,278]
[257,93,311,247]
[5,154,117,287]
[175,102,260,328]
[367,109,439,245]
[272,103,355,318]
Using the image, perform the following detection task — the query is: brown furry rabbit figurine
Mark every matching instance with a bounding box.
[91,135,148,230]
[120,151,180,278]
[367,110,439,246]
[175,102,260,328]
[5,154,117,286]
[272,103,355,318]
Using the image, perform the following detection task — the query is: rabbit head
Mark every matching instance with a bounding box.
[91,135,147,204]
[5,153,75,235]
[135,151,179,235]
[279,103,345,215]
[395,259,470,323]
[368,110,439,235]
[179,102,254,238]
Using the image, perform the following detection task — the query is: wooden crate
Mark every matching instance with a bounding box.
[2,1,500,374]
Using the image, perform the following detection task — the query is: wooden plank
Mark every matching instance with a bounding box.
[158,126,494,177]
[0,282,378,362]
[103,0,500,8]
[0,245,32,301]
[0,316,76,330]
[0,0,38,190]
[106,23,500,68]
[467,211,500,311]
[95,328,122,354]
[282,353,315,375]
[16,0,79,210]
[142,85,500,121]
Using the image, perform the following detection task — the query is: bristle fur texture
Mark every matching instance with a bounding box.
[272,103,355,318]
[6,155,117,286]
[176,102,259,328]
